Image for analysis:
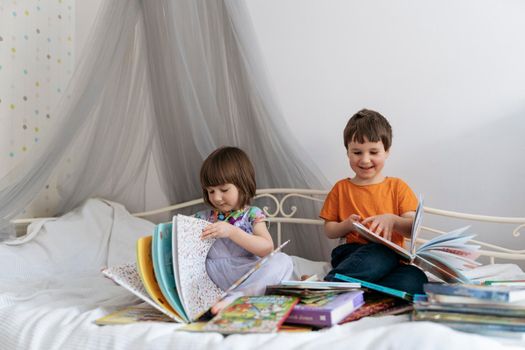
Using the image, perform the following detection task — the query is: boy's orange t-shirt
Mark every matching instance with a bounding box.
[320,177,418,246]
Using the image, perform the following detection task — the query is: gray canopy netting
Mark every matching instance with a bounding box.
[0,0,336,261]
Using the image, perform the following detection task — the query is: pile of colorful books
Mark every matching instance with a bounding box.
[412,282,525,334]
[265,280,364,328]
[265,277,415,329]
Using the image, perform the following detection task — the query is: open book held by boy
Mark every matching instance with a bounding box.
[321,109,479,293]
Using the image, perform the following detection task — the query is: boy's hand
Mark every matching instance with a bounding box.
[343,214,361,231]
[361,214,397,241]
[201,221,235,240]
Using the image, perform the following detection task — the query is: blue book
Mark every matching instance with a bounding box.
[423,283,525,304]
[152,222,188,321]
[334,273,413,301]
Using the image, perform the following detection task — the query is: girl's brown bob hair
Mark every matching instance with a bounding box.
[200,146,256,209]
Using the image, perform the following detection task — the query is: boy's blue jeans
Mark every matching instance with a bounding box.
[324,242,428,294]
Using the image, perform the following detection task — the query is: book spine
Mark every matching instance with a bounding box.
[335,273,411,300]
[483,280,525,286]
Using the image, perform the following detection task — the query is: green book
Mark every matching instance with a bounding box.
[202,295,299,334]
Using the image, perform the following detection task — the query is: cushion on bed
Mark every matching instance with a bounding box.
[0,198,155,279]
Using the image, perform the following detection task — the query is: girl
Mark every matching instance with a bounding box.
[195,146,293,313]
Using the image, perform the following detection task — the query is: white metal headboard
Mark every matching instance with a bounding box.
[131,188,525,264]
[12,188,525,263]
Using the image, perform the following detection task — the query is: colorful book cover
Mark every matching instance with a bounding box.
[95,303,175,325]
[152,222,188,322]
[334,273,413,301]
[285,290,364,327]
[203,295,299,334]
[136,236,183,321]
[423,283,525,303]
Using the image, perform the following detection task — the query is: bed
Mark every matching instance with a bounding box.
[1,189,525,349]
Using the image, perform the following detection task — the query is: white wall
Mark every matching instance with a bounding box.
[72,1,525,257]
[245,0,525,253]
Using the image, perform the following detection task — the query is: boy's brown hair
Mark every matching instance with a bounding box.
[200,146,256,208]
[343,109,393,151]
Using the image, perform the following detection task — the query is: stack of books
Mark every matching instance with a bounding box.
[412,283,525,334]
[265,280,364,328]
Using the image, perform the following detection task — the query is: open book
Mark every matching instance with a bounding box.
[102,214,290,323]
[351,196,480,283]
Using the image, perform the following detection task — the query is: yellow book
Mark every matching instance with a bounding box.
[95,303,174,325]
[136,236,182,320]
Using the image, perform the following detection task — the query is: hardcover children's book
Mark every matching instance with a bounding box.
[202,295,299,334]
[284,290,364,327]
[339,292,413,324]
[136,236,182,319]
[338,295,401,323]
[411,310,525,332]
[95,303,175,325]
[102,214,290,324]
[265,280,361,305]
[423,283,525,303]
[351,196,480,283]
[414,301,525,318]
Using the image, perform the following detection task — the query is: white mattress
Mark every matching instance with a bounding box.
[1,198,524,350]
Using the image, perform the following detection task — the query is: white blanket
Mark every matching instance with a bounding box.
[1,199,524,350]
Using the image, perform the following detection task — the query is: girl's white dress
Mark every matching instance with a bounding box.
[194,206,293,296]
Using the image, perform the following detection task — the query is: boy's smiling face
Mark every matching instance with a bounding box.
[347,137,389,185]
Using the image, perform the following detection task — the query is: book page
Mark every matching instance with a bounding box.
[352,222,413,260]
[102,263,183,322]
[174,214,223,322]
[409,195,424,255]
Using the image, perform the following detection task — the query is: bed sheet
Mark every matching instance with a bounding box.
[1,271,524,350]
[1,198,524,350]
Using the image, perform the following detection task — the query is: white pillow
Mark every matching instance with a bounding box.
[0,198,155,279]
[106,200,155,266]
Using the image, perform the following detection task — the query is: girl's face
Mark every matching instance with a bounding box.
[206,183,240,212]
[347,137,389,185]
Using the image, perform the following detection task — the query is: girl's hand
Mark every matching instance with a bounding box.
[201,221,236,240]
[361,214,396,241]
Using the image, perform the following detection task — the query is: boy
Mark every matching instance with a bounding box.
[321,109,428,294]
